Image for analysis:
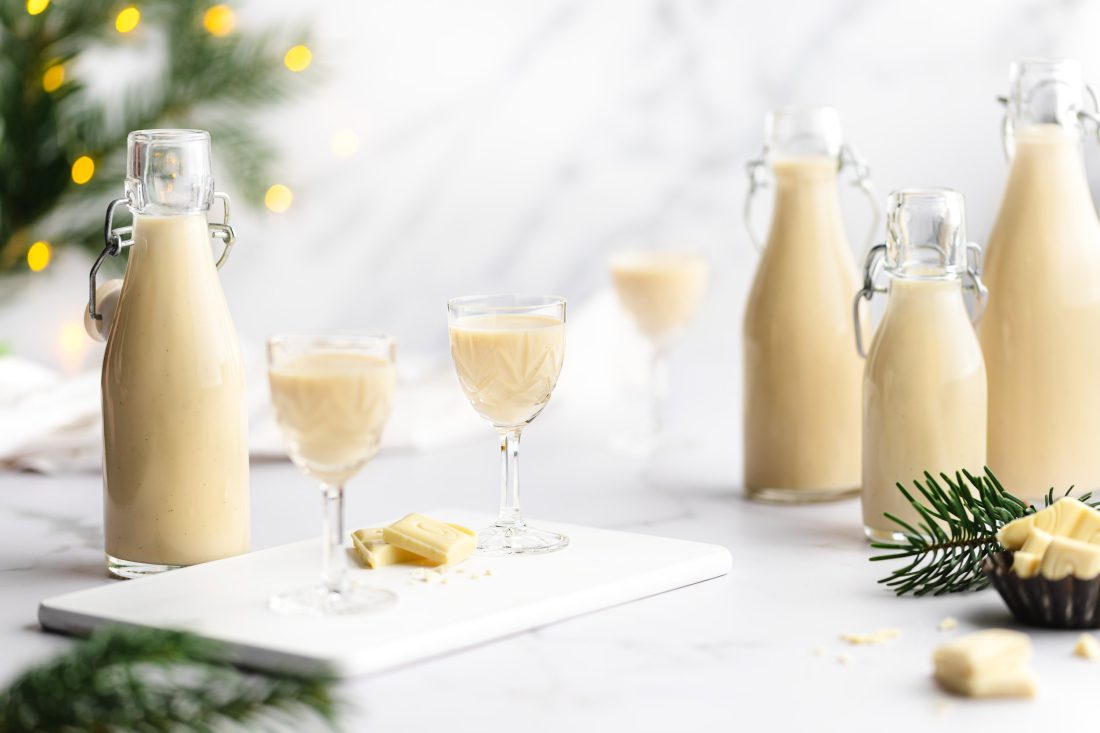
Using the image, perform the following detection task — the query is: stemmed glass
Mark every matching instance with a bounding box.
[267,333,397,615]
[609,249,709,450]
[447,294,569,555]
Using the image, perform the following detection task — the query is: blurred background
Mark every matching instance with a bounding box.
[4,0,1100,475]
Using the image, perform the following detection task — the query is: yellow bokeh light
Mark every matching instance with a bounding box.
[264,184,293,213]
[329,129,360,158]
[71,156,95,184]
[42,64,65,93]
[26,0,49,16]
[26,241,51,272]
[115,6,140,33]
[202,4,235,36]
[283,45,312,72]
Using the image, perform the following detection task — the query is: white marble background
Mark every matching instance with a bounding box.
[4,0,1100,463]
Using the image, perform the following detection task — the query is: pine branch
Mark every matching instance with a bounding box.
[869,467,1096,596]
[0,0,315,272]
[0,626,340,732]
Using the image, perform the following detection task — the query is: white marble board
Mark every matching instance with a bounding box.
[37,509,732,677]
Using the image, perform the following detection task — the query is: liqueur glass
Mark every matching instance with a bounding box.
[609,248,709,452]
[267,333,397,615]
[447,294,569,555]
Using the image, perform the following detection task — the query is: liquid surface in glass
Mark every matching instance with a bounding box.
[449,314,565,429]
[268,352,396,486]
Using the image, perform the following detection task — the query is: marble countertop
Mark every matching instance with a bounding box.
[2,417,1098,732]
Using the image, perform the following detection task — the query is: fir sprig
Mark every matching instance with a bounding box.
[0,1,313,273]
[870,467,1097,596]
[0,626,340,732]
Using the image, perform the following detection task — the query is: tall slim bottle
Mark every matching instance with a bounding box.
[743,107,879,503]
[86,129,250,578]
[980,58,1100,501]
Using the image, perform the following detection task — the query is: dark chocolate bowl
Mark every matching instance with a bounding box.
[983,552,1100,629]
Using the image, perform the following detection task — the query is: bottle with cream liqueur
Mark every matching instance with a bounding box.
[855,189,988,541]
[980,58,1100,502]
[85,129,250,578]
[743,106,879,503]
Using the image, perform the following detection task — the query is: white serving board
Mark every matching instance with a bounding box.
[39,510,731,677]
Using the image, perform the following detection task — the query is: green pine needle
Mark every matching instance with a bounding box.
[870,467,1096,596]
[0,626,341,732]
[0,0,314,272]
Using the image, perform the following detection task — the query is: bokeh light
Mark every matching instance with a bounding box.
[71,156,95,185]
[264,184,293,212]
[203,4,235,37]
[283,45,312,72]
[25,0,49,16]
[329,129,360,158]
[42,64,65,93]
[115,6,140,34]
[26,241,51,272]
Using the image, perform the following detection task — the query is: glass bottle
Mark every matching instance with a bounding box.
[742,106,879,503]
[980,57,1100,502]
[87,129,250,578]
[855,189,987,541]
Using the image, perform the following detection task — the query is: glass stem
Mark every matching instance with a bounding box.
[651,346,669,437]
[497,429,524,528]
[321,483,348,594]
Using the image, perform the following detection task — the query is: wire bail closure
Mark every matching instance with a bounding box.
[997,83,1100,159]
[744,143,882,252]
[87,192,236,323]
[852,242,988,358]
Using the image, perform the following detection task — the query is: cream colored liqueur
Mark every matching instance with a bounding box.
[862,278,987,538]
[102,213,250,567]
[610,252,708,345]
[980,124,1100,500]
[743,156,865,501]
[449,314,565,429]
[268,352,396,486]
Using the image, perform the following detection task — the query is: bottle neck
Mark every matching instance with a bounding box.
[1009,123,1087,177]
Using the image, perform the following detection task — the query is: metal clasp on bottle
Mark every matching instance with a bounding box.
[997,83,1100,159]
[743,143,882,252]
[852,242,988,358]
[87,192,236,323]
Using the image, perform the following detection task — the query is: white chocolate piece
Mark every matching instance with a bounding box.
[935,670,1037,698]
[937,617,958,632]
[351,528,421,569]
[933,629,1036,699]
[1020,527,1054,555]
[1012,528,1055,578]
[1074,634,1100,660]
[1039,535,1100,580]
[998,498,1100,549]
[1012,552,1042,578]
[83,278,123,342]
[383,514,476,566]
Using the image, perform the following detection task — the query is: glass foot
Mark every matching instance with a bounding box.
[269,584,397,616]
[107,554,182,580]
[477,523,569,556]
